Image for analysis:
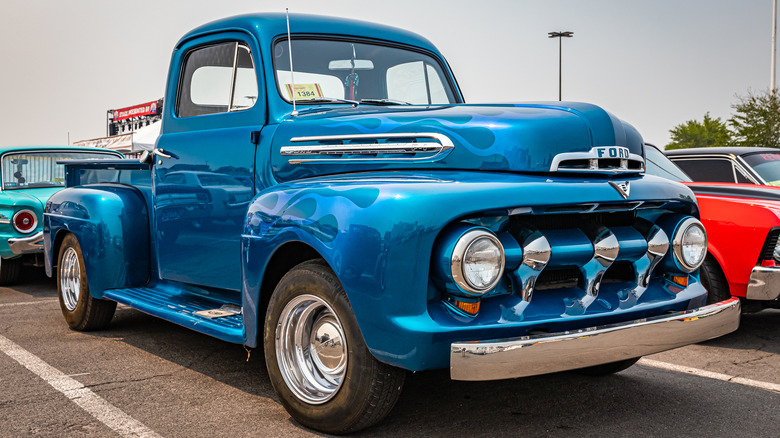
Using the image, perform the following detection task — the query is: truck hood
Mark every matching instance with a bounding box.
[270,102,645,182]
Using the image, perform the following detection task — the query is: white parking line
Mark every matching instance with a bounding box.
[0,299,58,308]
[638,358,780,394]
[0,334,162,438]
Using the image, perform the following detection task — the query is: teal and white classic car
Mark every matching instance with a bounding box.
[0,146,121,284]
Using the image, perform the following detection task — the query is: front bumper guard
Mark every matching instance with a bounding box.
[450,297,740,381]
[746,266,780,301]
[8,231,44,255]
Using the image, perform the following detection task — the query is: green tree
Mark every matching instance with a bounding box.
[728,90,780,148]
[665,112,731,150]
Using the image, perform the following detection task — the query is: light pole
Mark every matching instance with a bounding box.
[548,31,574,101]
[772,0,777,94]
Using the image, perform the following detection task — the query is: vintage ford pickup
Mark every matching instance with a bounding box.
[43,13,741,434]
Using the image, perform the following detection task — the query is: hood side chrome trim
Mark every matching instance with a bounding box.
[281,132,455,164]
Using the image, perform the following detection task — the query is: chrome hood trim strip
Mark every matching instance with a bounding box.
[281,132,454,164]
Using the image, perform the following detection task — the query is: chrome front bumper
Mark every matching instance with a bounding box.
[450,298,741,381]
[746,266,780,300]
[8,231,44,255]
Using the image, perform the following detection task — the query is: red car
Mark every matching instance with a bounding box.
[646,144,780,310]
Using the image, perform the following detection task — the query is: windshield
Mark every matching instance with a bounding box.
[273,38,458,105]
[644,145,692,182]
[2,151,117,190]
[743,153,780,186]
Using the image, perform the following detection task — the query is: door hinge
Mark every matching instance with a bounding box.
[250,131,261,145]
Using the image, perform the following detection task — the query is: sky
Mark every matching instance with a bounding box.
[0,0,774,149]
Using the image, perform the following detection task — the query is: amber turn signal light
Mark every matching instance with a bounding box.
[454,300,480,315]
[670,275,689,287]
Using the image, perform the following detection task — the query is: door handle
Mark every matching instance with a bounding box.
[152,148,172,159]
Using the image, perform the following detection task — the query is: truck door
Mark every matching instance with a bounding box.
[153,34,264,290]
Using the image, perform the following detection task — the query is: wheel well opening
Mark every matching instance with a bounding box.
[704,251,727,280]
[51,230,72,270]
[259,242,321,325]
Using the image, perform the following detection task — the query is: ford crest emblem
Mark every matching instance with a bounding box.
[609,181,630,199]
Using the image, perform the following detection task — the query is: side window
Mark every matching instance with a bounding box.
[734,165,753,184]
[672,158,736,183]
[387,61,448,104]
[232,46,259,110]
[177,42,258,118]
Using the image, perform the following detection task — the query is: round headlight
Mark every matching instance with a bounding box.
[773,239,780,262]
[451,229,505,294]
[672,218,707,272]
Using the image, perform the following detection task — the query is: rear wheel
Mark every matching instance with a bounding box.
[0,257,21,285]
[700,256,731,304]
[57,234,116,331]
[264,259,405,434]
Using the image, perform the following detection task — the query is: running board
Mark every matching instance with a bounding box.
[102,287,246,344]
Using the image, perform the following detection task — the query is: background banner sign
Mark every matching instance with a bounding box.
[112,101,158,121]
[74,133,132,150]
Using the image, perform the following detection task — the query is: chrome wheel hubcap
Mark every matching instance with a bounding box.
[60,247,81,311]
[276,294,347,404]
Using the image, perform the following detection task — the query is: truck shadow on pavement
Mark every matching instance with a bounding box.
[82,306,780,437]
[701,308,780,354]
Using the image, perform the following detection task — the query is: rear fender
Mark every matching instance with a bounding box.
[45,184,151,297]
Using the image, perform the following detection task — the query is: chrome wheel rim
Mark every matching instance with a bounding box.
[276,294,347,404]
[60,247,81,311]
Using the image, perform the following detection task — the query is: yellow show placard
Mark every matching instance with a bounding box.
[286,83,324,100]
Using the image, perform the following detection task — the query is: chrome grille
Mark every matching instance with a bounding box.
[506,213,669,311]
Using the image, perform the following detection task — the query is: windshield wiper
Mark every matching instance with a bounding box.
[296,97,359,106]
[359,98,412,105]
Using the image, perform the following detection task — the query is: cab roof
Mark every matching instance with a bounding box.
[177,13,439,53]
[665,146,780,157]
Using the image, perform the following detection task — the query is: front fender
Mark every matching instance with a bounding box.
[696,193,780,298]
[44,184,150,297]
[242,170,698,370]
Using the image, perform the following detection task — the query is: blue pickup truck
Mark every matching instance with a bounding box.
[44,13,740,434]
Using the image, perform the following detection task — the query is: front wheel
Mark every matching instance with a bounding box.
[700,256,731,304]
[263,259,405,435]
[57,234,116,331]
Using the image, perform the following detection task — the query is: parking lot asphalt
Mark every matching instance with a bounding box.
[1,267,778,437]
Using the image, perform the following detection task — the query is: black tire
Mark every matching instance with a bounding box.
[263,259,405,435]
[700,255,731,304]
[0,257,21,285]
[574,357,640,376]
[57,234,116,331]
